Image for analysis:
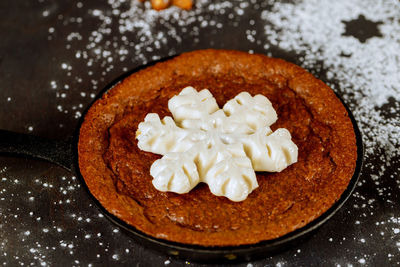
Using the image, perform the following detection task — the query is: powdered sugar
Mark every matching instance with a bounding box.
[260,0,400,160]
[2,0,400,265]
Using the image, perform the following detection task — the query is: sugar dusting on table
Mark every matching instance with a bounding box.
[259,4,400,263]
[47,0,241,125]
[261,0,400,160]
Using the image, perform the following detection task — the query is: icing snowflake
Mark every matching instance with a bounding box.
[136,87,298,201]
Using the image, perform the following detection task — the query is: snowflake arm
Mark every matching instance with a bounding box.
[136,113,198,154]
[150,152,200,194]
[241,128,298,172]
[222,92,277,134]
[203,143,258,202]
[168,86,219,130]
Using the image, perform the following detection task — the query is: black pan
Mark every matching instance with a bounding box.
[0,56,364,263]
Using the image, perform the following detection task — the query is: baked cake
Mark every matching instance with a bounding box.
[78,49,357,246]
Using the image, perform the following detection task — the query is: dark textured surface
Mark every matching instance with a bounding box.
[1,0,399,266]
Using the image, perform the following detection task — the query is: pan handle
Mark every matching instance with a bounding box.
[0,130,73,171]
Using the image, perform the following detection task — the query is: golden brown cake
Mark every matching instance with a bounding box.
[78,49,357,246]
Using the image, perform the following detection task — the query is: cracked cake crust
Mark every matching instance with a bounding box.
[78,49,357,246]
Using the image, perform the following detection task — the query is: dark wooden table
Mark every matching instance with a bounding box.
[1,0,399,266]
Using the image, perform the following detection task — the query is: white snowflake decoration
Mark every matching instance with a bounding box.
[136,87,298,201]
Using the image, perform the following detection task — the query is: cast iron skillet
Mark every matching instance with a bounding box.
[0,57,364,263]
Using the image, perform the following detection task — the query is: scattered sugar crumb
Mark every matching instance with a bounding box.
[1,0,399,266]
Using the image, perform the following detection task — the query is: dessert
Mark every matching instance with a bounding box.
[136,87,298,201]
[78,49,357,246]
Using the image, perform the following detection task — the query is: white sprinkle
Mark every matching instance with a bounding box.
[261,0,400,161]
